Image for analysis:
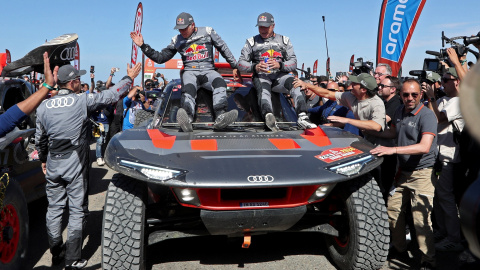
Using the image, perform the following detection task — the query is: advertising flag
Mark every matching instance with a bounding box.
[377,0,427,76]
[131,2,143,84]
[73,43,80,70]
[326,57,331,79]
[214,49,219,63]
[313,60,318,76]
[349,54,355,73]
[6,49,11,64]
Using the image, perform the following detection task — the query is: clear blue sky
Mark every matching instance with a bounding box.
[2,0,479,84]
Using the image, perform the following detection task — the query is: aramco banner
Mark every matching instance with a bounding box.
[376,0,427,76]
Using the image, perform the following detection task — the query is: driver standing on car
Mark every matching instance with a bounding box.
[35,62,141,269]
[238,12,316,131]
[130,12,240,132]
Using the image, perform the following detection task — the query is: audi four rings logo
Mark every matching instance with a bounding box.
[247,175,274,183]
[60,47,76,60]
[46,97,75,109]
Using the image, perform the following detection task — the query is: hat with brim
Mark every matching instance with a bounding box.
[348,73,377,91]
[256,12,274,27]
[446,67,459,79]
[57,65,86,83]
[174,12,194,30]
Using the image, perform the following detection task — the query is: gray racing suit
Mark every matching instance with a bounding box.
[238,33,307,116]
[35,76,133,265]
[140,26,238,118]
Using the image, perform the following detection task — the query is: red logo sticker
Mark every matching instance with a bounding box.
[315,147,363,163]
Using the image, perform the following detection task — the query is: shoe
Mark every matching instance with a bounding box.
[176,108,193,132]
[65,259,88,269]
[387,247,411,262]
[265,113,279,132]
[297,112,316,129]
[96,158,105,166]
[51,243,65,266]
[420,261,436,270]
[213,110,238,130]
[435,238,464,252]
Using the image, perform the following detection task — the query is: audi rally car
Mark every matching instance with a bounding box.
[101,65,390,270]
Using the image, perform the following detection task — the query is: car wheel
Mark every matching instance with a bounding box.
[102,174,147,270]
[134,110,155,128]
[0,177,29,270]
[325,175,389,270]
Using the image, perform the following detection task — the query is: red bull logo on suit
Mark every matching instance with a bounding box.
[185,44,209,61]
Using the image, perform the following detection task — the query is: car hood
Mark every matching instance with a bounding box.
[105,126,382,188]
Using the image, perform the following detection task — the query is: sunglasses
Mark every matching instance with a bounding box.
[374,72,385,77]
[402,92,419,98]
[442,77,456,83]
[327,88,338,91]
[377,84,393,88]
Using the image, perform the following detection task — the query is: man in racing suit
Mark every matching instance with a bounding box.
[238,12,316,131]
[130,12,240,132]
[35,62,141,269]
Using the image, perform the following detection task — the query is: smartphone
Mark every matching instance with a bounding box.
[336,72,347,77]
[90,66,95,73]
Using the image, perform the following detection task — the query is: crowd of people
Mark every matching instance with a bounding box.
[0,9,479,270]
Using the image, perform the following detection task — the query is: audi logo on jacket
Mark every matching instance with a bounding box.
[35,76,133,163]
[140,26,238,71]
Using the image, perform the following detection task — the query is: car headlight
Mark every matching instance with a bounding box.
[308,184,336,203]
[119,160,186,181]
[173,188,200,206]
[326,155,374,177]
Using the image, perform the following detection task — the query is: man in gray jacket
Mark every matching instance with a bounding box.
[130,12,240,132]
[238,12,316,131]
[35,62,141,269]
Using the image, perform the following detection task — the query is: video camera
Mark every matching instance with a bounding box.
[409,70,438,85]
[352,57,374,75]
[296,67,311,80]
[464,31,480,46]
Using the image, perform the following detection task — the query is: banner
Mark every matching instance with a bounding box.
[301,63,304,77]
[73,43,80,70]
[131,2,143,84]
[377,0,427,76]
[349,54,355,73]
[313,60,318,76]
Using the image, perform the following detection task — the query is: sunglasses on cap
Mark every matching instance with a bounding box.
[402,92,419,98]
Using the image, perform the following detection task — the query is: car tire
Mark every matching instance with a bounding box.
[134,110,155,128]
[325,175,389,270]
[102,174,147,270]
[0,178,29,270]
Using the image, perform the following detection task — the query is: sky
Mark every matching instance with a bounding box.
[2,0,479,85]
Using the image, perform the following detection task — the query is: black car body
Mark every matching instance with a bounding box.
[102,73,390,270]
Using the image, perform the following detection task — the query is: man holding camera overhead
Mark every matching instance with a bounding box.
[122,85,145,130]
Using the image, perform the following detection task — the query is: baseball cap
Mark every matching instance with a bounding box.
[348,73,377,91]
[446,67,459,78]
[57,65,86,83]
[256,12,274,27]
[425,71,441,83]
[174,12,194,30]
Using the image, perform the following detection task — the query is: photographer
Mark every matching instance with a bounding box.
[445,47,467,81]
[122,85,145,130]
[424,67,465,252]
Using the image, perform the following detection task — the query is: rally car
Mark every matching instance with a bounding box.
[101,66,389,270]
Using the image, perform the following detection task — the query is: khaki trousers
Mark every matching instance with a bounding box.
[387,168,436,265]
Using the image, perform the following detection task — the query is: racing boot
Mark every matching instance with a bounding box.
[265,113,279,132]
[213,110,238,130]
[177,108,193,132]
[297,112,316,129]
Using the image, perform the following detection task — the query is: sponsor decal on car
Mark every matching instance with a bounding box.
[315,147,363,163]
[240,202,269,207]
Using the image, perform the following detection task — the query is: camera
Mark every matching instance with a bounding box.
[352,58,373,75]
[113,67,120,72]
[409,70,437,84]
[464,32,480,46]
[90,65,95,74]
